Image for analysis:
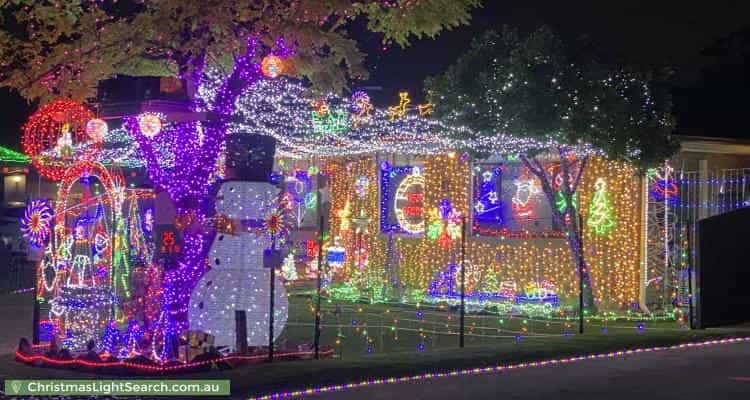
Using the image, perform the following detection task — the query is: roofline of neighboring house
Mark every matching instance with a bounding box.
[676,135,750,155]
[0,145,30,164]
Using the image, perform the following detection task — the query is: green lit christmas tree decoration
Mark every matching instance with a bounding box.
[127,197,149,262]
[111,215,131,319]
[281,252,298,282]
[587,178,615,235]
[483,269,500,293]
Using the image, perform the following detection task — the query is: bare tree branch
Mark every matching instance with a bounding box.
[520,153,564,226]
[571,156,589,195]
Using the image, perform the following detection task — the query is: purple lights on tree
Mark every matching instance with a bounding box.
[125,39,281,334]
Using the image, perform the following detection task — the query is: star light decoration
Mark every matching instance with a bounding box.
[352,210,371,234]
[20,199,54,247]
[337,199,353,233]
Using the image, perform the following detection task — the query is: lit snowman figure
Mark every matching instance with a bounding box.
[188,181,289,348]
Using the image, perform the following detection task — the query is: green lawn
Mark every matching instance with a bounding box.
[1,292,748,399]
[280,291,686,358]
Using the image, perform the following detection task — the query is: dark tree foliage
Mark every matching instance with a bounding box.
[426,27,678,312]
[0,0,481,101]
[426,27,676,168]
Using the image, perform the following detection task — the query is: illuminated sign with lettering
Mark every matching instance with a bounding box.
[154,225,182,260]
[381,164,425,235]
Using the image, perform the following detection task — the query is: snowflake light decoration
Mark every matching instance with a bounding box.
[263,206,290,241]
[20,199,53,247]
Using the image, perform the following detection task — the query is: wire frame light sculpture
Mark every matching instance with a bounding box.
[20,199,53,247]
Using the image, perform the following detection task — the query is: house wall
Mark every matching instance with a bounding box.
[676,151,750,172]
[325,155,642,312]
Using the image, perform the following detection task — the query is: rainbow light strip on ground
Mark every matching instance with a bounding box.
[251,336,750,400]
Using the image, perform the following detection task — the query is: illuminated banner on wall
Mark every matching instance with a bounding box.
[380,163,425,235]
[472,163,564,237]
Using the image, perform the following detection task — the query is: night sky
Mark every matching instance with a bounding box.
[1,0,749,150]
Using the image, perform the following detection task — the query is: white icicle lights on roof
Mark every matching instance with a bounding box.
[196,67,567,158]
[55,68,600,165]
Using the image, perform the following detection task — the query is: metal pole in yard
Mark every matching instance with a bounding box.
[459,217,466,348]
[235,310,248,355]
[686,219,695,329]
[314,215,324,359]
[578,214,584,335]
[32,287,40,345]
[268,236,276,363]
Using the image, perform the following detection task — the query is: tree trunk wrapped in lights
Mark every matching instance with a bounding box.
[427,27,677,314]
[125,40,266,333]
[520,149,595,312]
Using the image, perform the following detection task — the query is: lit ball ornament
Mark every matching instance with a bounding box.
[22,100,99,180]
[261,55,283,78]
[85,118,108,141]
[137,112,163,138]
[20,199,53,247]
